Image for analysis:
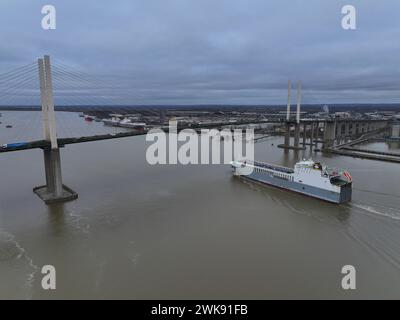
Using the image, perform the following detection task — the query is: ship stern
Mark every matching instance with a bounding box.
[339,183,352,203]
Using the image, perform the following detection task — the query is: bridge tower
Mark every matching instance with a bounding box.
[279,80,305,150]
[283,80,291,147]
[33,55,78,204]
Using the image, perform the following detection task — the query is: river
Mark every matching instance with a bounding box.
[1,111,400,299]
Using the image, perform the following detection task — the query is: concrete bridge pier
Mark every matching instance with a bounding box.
[314,122,319,147]
[339,121,347,139]
[293,123,300,148]
[323,121,336,149]
[344,121,350,139]
[348,122,353,138]
[284,122,291,147]
[34,147,78,204]
[335,122,340,143]
[43,148,56,194]
[310,122,315,149]
[391,122,400,139]
[302,123,307,147]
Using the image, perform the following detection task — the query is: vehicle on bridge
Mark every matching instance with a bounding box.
[1,142,29,149]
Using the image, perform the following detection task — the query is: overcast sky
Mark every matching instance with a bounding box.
[1,0,400,105]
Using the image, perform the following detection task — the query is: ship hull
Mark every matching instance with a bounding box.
[240,170,352,204]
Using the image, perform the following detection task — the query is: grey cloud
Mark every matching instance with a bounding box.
[1,0,400,105]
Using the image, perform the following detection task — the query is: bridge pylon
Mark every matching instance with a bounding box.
[278,80,305,150]
[33,55,78,204]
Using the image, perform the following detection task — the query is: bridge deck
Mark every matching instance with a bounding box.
[0,119,274,153]
[326,148,400,163]
[0,119,390,154]
[0,130,148,153]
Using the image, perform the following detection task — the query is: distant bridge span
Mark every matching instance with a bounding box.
[0,118,277,153]
[0,117,391,154]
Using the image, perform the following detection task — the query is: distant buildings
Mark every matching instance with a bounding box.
[334,112,352,119]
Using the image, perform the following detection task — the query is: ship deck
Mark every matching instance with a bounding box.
[253,161,294,174]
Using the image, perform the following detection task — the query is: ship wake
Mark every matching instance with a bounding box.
[351,202,400,222]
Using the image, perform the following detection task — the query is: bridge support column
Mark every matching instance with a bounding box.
[323,121,336,149]
[302,123,307,147]
[310,122,315,149]
[391,122,400,139]
[44,148,55,193]
[336,121,343,144]
[312,122,319,148]
[344,121,350,138]
[33,55,78,205]
[279,122,305,150]
[294,123,300,148]
[284,122,291,147]
[34,148,78,204]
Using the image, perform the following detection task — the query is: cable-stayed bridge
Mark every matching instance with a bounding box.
[0,56,392,204]
[0,55,277,154]
[0,56,279,204]
[0,55,165,204]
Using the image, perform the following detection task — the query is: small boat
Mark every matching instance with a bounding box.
[6,125,12,128]
[84,115,94,122]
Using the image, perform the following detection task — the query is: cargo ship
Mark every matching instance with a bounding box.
[231,159,352,203]
[103,115,146,130]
